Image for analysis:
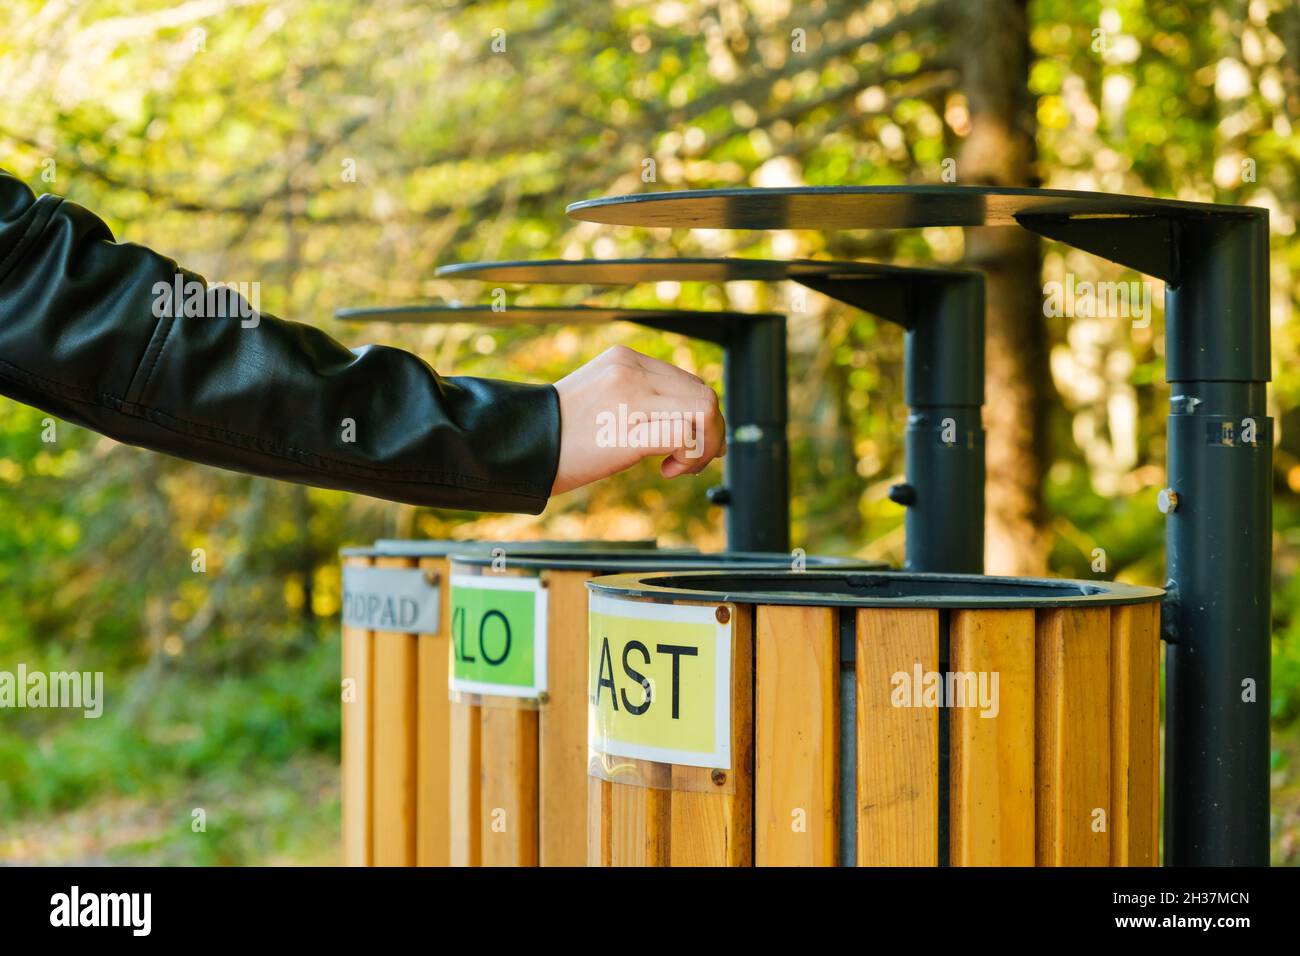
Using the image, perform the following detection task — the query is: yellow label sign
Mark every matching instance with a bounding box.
[587,594,733,769]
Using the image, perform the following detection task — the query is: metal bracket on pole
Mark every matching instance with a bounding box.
[795,271,985,574]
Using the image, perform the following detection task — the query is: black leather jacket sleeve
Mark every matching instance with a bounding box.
[0,171,561,513]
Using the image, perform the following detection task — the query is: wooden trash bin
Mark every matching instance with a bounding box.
[338,538,654,867]
[585,569,1164,867]
[445,549,884,867]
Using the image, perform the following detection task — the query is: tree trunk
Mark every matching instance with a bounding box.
[956,0,1051,575]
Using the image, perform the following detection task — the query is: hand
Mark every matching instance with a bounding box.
[550,345,726,496]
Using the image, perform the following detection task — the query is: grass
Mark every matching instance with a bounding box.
[0,752,339,865]
[0,631,341,864]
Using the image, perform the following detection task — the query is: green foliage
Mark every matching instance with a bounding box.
[0,0,1297,861]
[0,628,339,821]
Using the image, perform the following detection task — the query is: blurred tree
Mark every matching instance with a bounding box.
[957,0,1051,574]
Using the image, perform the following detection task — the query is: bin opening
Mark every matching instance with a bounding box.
[590,570,1162,608]
[448,549,883,572]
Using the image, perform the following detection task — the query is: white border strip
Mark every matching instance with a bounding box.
[449,573,549,698]
[587,593,733,769]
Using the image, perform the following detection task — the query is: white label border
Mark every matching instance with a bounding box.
[449,573,549,699]
[587,592,733,769]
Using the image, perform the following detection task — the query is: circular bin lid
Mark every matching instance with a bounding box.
[434,256,976,285]
[335,304,780,324]
[336,302,782,346]
[450,548,884,573]
[565,184,1262,230]
[340,539,658,558]
[586,568,1162,609]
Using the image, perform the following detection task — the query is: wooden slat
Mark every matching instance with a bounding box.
[857,608,939,866]
[669,768,746,866]
[1153,608,1162,867]
[1036,606,1112,866]
[668,603,753,867]
[756,605,838,866]
[416,556,451,866]
[587,775,612,867]
[539,570,593,866]
[612,775,671,866]
[341,556,373,867]
[950,609,1036,866]
[1110,602,1160,866]
[593,602,753,867]
[479,705,540,866]
[371,556,419,866]
[447,699,481,866]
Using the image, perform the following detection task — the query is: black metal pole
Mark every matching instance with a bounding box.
[799,270,986,574]
[1163,215,1272,866]
[895,276,985,574]
[721,315,790,552]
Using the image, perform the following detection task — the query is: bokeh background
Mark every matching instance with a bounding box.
[1,0,1298,864]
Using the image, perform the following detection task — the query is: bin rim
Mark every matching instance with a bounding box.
[339,538,657,559]
[584,568,1164,608]
[566,184,1268,227]
[447,548,884,573]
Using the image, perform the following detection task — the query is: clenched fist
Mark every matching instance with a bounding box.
[550,346,726,496]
